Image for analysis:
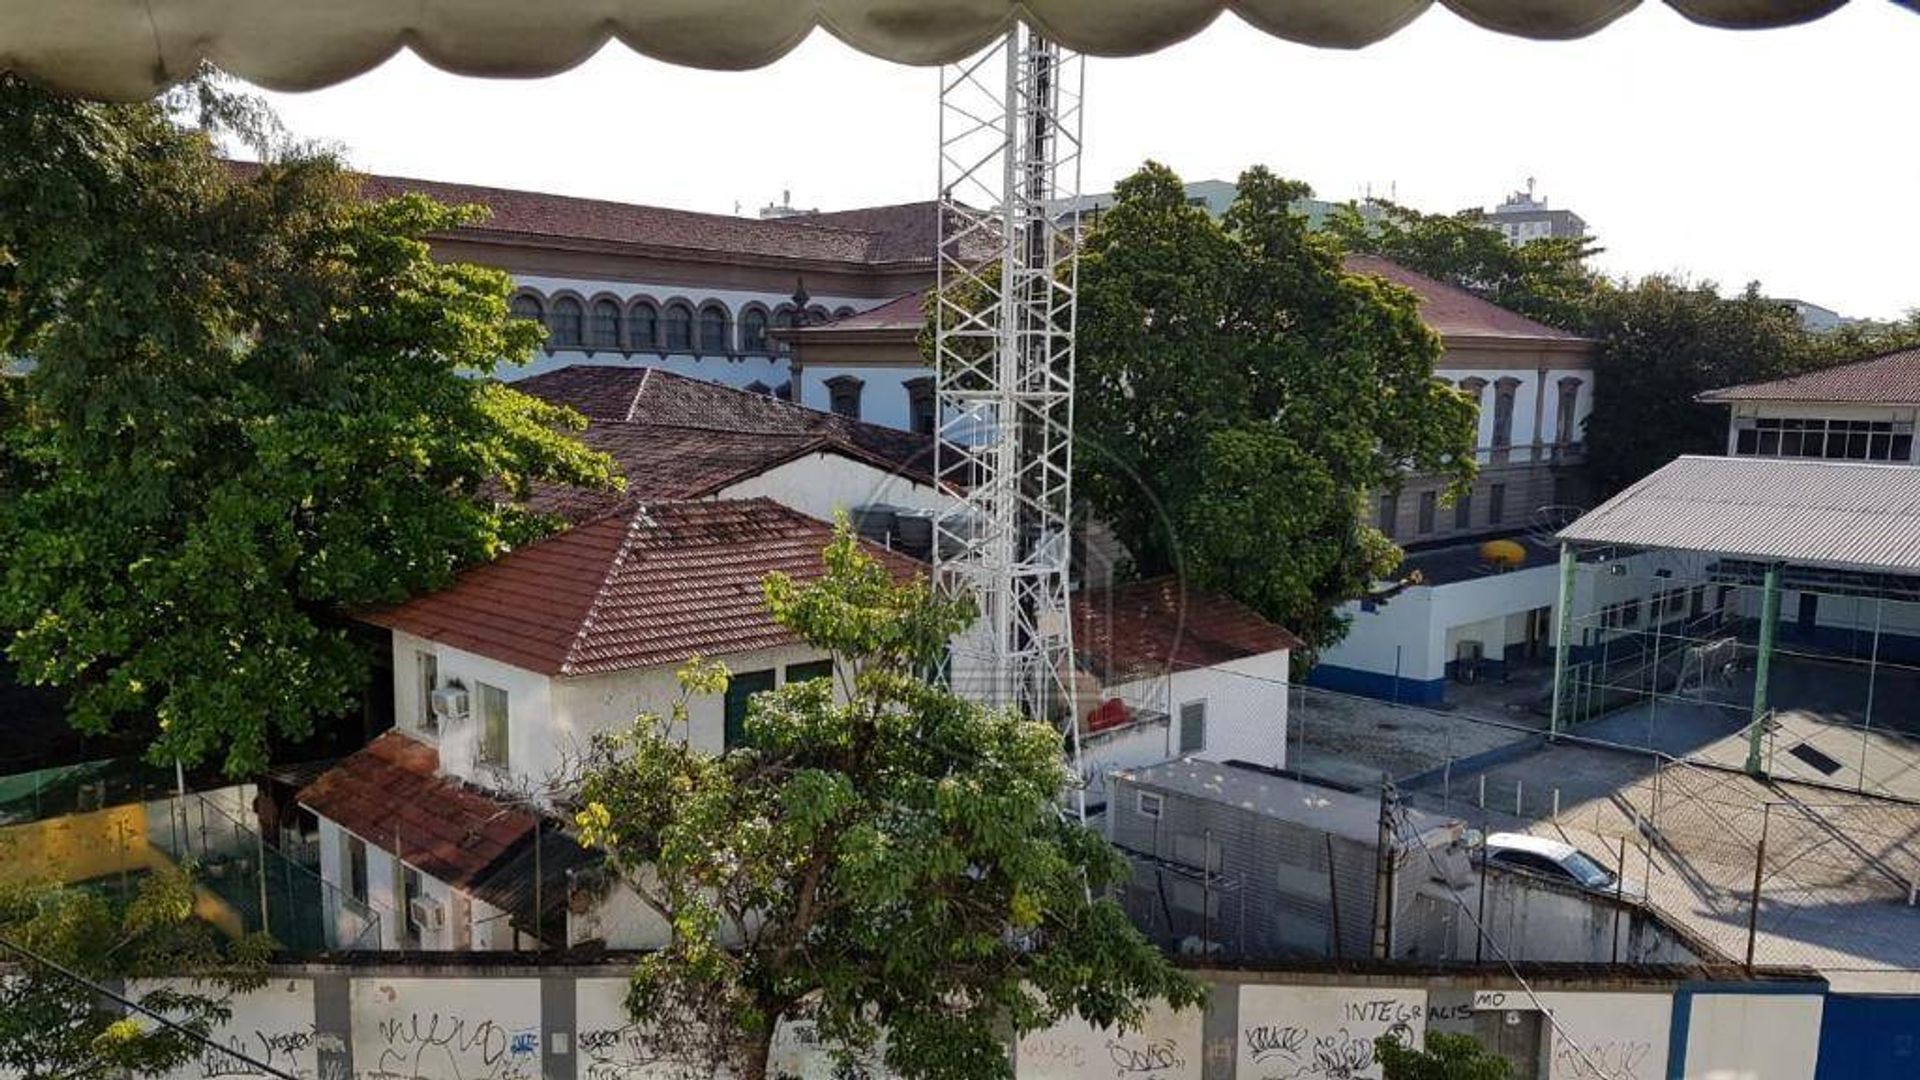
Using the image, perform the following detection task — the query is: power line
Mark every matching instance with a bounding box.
[1381,786,1630,1080]
[0,933,299,1080]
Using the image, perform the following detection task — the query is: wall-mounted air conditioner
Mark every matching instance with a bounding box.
[408,895,446,932]
[430,686,469,725]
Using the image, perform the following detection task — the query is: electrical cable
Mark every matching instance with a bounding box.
[0,933,299,1080]
[1379,787,1630,1080]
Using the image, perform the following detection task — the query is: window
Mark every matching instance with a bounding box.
[1177,700,1206,755]
[785,659,833,684]
[905,377,936,436]
[343,833,369,904]
[1418,491,1437,534]
[832,306,856,320]
[546,296,584,348]
[743,380,772,395]
[1135,791,1163,820]
[508,293,543,323]
[627,301,659,350]
[415,651,439,736]
[475,682,509,772]
[398,864,424,945]
[587,298,621,351]
[826,375,864,420]
[770,306,796,353]
[1488,483,1507,525]
[723,669,776,749]
[1491,378,1520,448]
[741,308,770,353]
[1376,492,1399,535]
[1732,417,1914,463]
[806,304,830,325]
[698,303,730,354]
[1556,377,1583,444]
[663,302,694,352]
[1454,492,1473,531]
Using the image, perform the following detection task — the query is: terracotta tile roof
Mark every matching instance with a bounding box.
[1073,577,1303,684]
[297,732,536,889]
[784,291,926,336]
[514,365,936,489]
[1698,347,1920,405]
[520,423,852,523]
[1344,254,1587,345]
[367,498,925,676]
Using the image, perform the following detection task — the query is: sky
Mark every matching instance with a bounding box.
[257,3,1919,321]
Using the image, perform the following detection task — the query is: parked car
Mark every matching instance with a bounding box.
[1475,832,1641,901]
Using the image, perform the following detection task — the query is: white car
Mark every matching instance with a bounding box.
[1477,832,1641,901]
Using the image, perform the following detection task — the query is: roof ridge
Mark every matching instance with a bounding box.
[559,503,659,676]
[625,367,653,423]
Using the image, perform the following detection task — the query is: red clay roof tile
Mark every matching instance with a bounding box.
[1344,254,1587,344]
[367,498,924,676]
[297,731,537,889]
[1074,577,1302,684]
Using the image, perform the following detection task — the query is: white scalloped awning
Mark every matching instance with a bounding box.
[0,1,1861,101]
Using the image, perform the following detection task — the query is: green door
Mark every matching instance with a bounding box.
[723,669,776,749]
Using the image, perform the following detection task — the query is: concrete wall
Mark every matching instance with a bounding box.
[792,363,936,432]
[1315,562,1561,705]
[1427,872,1701,967]
[122,965,1830,1080]
[1078,653,1291,810]
[716,452,946,525]
[1680,990,1825,1080]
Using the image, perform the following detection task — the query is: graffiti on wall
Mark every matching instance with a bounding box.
[1238,986,1427,1080]
[351,979,540,1080]
[1524,992,1669,1080]
[1014,1003,1202,1080]
[133,979,323,1080]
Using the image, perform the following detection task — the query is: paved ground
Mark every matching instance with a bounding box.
[1575,652,1920,801]
[1287,686,1537,789]
[1401,737,1920,975]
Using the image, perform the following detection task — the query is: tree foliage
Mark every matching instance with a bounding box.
[1578,276,1812,493]
[1075,163,1478,650]
[1376,1031,1513,1080]
[574,522,1202,1080]
[0,869,270,1079]
[1326,199,1600,329]
[0,75,616,774]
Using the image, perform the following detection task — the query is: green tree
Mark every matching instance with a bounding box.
[1376,1031,1513,1080]
[1325,199,1599,329]
[574,523,1201,1080]
[1075,163,1478,650]
[1579,276,1814,494]
[0,869,271,1079]
[0,75,615,775]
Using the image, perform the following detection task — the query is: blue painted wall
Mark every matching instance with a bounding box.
[1815,995,1920,1080]
[1305,663,1447,706]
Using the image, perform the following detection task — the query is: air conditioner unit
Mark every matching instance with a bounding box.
[430,686,469,724]
[408,895,446,932]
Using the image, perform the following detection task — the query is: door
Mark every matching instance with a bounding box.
[1798,591,1819,636]
[1525,606,1553,660]
[1473,1009,1545,1080]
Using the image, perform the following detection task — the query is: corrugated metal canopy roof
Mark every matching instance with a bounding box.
[0,2,1864,101]
[1557,455,1920,574]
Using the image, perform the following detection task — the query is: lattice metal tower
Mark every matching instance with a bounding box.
[933,29,1084,746]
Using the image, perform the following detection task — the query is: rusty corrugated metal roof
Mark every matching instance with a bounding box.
[1557,455,1920,573]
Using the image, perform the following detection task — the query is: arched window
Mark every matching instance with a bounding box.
[805,304,830,325]
[588,298,621,351]
[698,303,730,354]
[627,301,658,351]
[663,302,694,352]
[509,293,544,323]
[547,296,584,348]
[832,306,856,320]
[1492,377,1522,449]
[770,305,796,353]
[741,308,770,354]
